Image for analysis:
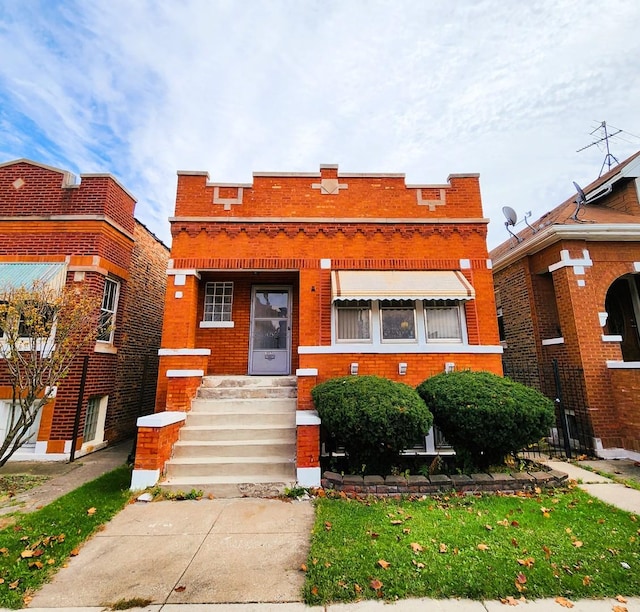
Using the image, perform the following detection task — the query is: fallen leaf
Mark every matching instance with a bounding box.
[390,520,403,525]
[516,572,527,584]
[543,545,552,560]
[20,550,34,559]
[369,531,380,539]
[572,541,583,548]
[324,521,332,531]
[582,575,591,586]
[439,542,448,553]
[511,538,519,547]
[517,558,535,568]
[377,559,391,570]
[300,564,307,572]
[412,559,425,569]
[514,580,526,593]
[324,561,331,568]
[497,519,509,527]
[612,606,628,612]
[174,585,186,592]
[8,580,19,590]
[70,548,80,557]
[616,595,628,603]
[354,583,362,593]
[410,542,423,553]
[485,524,494,531]
[477,543,490,551]
[47,559,55,565]
[28,561,44,570]
[22,595,32,606]
[555,596,574,608]
[87,507,96,515]
[402,527,411,534]
[0,547,8,554]
[511,520,520,527]
[311,586,319,596]
[370,578,383,591]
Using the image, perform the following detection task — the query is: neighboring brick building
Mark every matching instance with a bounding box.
[132,164,502,491]
[0,159,169,460]
[491,150,640,461]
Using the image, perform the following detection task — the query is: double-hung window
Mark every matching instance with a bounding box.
[424,300,462,342]
[336,300,371,342]
[97,278,119,343]
[203,282,233,322]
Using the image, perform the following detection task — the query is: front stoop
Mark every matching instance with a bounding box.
[161,375,297,498]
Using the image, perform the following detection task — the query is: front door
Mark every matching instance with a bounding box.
[249,286,291,375]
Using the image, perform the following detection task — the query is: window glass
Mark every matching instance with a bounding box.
[336,300,371,341]
[97,278,119,342]
[204,282,234,322]
[424,300,462,341]
[380,300,416,341]
[83,396,100,442]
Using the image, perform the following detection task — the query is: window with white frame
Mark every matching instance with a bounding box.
[424,300,463,342]
[380,300,417,342]
[203,282,234,322]
[97,278,119,343]
[83,395,108,446]
[336,300,371,342]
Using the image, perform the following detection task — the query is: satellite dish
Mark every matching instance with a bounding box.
[502,206,518,226]
[573,181,587,206]
[502,206,522,243]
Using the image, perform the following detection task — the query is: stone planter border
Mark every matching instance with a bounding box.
[321,468,568,497]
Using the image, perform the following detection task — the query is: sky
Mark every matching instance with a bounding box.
[1,0,639,251]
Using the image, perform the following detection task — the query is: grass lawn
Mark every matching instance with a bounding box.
[304,487,640,604]
[0,465,132,609]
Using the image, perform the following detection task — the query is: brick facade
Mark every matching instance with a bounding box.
[141,164,502,486]
[0,159,169,460]
[492,151,640,459]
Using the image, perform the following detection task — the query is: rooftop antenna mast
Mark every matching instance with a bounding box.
[577,121,621,177]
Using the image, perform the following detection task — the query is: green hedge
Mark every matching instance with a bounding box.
[417,371,555,470]
[312,375,433,474]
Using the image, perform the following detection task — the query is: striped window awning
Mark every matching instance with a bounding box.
[0,263,67,294]
[331,270,475,301]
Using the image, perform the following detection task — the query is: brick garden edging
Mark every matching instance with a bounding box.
[321,469,568,497]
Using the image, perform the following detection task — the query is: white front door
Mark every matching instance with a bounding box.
[249,287,291,375]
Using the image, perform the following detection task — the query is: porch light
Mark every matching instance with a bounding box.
[350,362,359,375]
[445,362,455,373]
[398,362,408,376]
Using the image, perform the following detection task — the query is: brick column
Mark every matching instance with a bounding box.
[295,368,321,486]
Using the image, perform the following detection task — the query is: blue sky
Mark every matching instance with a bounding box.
[1,0,639,249]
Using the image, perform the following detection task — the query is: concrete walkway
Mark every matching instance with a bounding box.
[1,446,640,611]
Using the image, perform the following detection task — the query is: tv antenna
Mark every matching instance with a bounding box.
[502,206,537,244]
[577,121,623,177]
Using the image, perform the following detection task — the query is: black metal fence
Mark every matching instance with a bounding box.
[503,359,594,459]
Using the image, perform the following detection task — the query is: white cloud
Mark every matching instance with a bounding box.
[0,0,639,248]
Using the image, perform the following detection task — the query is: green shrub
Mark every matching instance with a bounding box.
[416,371,555,470]
[312,375,433,474]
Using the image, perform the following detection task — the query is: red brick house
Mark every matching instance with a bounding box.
[491,150,640,461]
[0,159,169,460]
[131,164,502,493]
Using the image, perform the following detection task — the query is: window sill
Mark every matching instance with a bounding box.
[541,337,564,346]
[94,342,118,354]
[199,321,235,328]
[602,335,623,342]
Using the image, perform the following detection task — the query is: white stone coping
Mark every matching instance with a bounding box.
[166,269,201,277]
[158,348,211,356]
[297,467,321,487]
[166,369,204,378]
[606,361,640,369]
[137,412,186,428]
[199,321,235,328]
[296,410,321,426]
[541,337,564,346]
[602,335,623,342]
[296,368,318,376]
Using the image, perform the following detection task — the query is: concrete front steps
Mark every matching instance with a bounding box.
[161,375,298,498]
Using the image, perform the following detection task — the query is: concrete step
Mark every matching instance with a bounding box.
[179,424,296,442]
[172,439,296,458]
[197,386,297,400]
[184,410,295,428]
[189,397,297,413]
[160,475,297,499]
[165,456,296,479]
[201,375,297,389]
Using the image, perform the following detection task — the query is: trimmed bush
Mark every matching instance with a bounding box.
[312,375,433,474]
[417,371,555,470]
